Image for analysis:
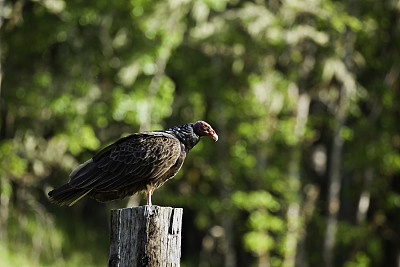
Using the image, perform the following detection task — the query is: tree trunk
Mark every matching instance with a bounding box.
[108,205,183,267]
[283,93,311,267]
[322,27,356,267]
[323,116,345,267]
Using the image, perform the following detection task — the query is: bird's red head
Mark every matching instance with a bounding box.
[193,121,218,142]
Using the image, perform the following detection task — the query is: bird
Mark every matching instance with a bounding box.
[48,121,218,207]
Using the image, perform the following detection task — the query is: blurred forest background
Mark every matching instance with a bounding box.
[1,0,400,266]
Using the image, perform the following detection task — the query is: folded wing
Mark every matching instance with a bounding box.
[69,132,181,191]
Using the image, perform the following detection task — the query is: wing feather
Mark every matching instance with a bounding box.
[68,133,181,192]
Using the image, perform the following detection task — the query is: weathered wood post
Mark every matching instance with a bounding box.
[108,205,183,267]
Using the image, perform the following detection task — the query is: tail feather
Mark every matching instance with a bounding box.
[48,184,92,207]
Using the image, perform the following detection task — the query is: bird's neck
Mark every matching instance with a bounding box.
[164,124,200,152]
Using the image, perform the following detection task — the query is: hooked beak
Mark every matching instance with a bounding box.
[211,132,219,142]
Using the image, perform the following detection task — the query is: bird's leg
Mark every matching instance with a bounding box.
[146,185,153,206]
[147,191,152,206]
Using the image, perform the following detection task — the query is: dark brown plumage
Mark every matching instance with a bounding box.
[48,121,218,206]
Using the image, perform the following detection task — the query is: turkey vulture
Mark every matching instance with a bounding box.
[48,121,218,206]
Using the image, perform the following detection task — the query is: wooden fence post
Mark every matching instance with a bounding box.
[108,205,183,267]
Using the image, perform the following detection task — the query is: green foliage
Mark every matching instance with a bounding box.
[344,252,371,267]
[233,191,281,212]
